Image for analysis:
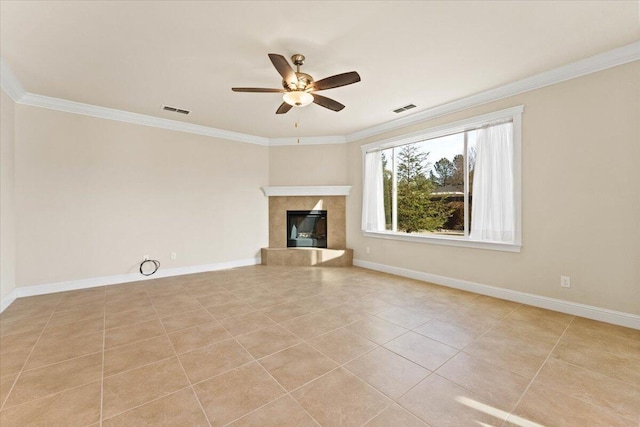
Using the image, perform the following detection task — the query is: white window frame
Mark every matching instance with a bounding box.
[361,105,523,253]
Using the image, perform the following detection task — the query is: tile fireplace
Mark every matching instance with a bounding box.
[260,186,353,267]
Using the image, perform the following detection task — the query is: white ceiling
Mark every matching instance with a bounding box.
[1,1,638,138]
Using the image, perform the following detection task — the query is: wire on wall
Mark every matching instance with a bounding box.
[139,259,160,276]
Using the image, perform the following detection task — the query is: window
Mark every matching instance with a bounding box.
[361,106,522,252]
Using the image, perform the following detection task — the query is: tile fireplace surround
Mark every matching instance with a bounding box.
[261,186,354,267]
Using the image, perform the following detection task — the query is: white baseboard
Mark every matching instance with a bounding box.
[353,259,640,330]
[0,258,260,313]
[0,288,17,313]
[5,257,638,330]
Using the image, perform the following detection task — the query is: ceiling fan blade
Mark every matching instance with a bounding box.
[268,54,297,88]
[312,94,345,112]
[309,71,361,91]
[276,102,293,114]
[232,87,285,93]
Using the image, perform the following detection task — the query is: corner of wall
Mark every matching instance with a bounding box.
[1,88,17,309]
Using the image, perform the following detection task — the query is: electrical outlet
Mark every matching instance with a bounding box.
[171,252,177,260]
[366,247,370,254]
[560,275,571,288]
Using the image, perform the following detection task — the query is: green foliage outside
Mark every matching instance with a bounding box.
[381,153,393,227]
[383,145,455,233]
[431,157,455,186]
[431,154,465,188]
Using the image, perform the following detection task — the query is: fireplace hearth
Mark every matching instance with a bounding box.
[287,210,327,248]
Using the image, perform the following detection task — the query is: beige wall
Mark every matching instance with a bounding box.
[269,144,347,186]
[1,89,16,301]
[346,62,640,315]
[14,106,269,286]
[5,61,639,318]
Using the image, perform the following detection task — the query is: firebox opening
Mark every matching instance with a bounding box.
[287,210,328,248]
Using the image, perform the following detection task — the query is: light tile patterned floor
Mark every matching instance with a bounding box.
[0,266,638,426]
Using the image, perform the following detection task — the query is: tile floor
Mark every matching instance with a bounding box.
[0,266,638,427]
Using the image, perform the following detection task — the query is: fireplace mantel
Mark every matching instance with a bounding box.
[261,186,352,197]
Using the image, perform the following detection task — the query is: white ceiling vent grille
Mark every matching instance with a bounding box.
[163,105,190,115]
[392,104,417,113]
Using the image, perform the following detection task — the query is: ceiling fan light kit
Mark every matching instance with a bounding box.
[283,91,314,107]
[232,53,361,114]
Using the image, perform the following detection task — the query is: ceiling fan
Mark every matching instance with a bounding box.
[232,53,361,114]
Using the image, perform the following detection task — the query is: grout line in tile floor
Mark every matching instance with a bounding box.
[1,379,105,416]
[222,333,323,426]
[10,339,160,379]
[455,304,527,425]
[149,303,213,427]
[385,302,523,424]
[3,347,105,374]
[554,360,640,401]
[499,316,575,427]
[1,331,176,416]
[100,385,195,423]
[185,286,403,425]
[358,404,394,427]
[227,355,369,426]
[3,352,180,425]
[0,295,61,411]
[566,362,640,390]
[191,293,324,426]
[504,315,639,425]
[216,313,428,425]
[3,295,346,414]
[99,298,107,427]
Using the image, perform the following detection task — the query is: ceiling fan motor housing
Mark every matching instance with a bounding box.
[282,72,314,91]
[278,54,313,91]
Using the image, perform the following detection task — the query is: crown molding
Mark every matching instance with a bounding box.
[0,58,26,102]
[360,105,524,153]
[345,40,640,143]
[18,92,269,146]
[261,186,352,196]
[268,135,347,146]
[2,40,638,146]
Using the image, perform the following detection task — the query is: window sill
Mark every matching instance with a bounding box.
[362,230,521,253]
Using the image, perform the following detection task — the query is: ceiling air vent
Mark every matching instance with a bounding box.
[163,105,190,115]
[393,104,417,114]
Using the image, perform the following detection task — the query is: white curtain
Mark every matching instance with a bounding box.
[361,151,386,231]
[470,122,515,243]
